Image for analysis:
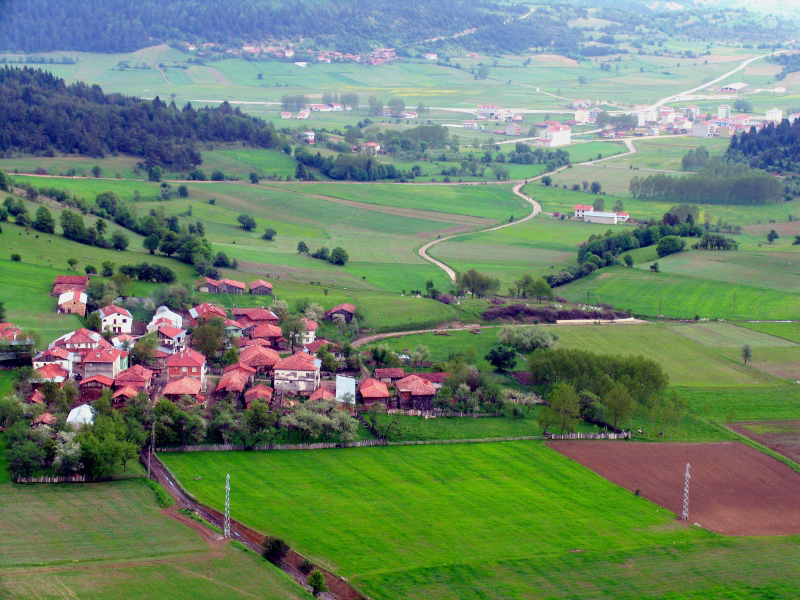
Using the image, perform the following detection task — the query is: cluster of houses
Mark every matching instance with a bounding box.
[691,105,794,139]
[232,45,397,66]
[26,272,391,426]
[464,105,574,146]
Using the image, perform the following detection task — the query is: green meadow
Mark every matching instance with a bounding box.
[0,478,309,599]
[161,442,800,599]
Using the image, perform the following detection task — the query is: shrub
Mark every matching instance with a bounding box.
[262,537,289,565]
[10,253,20,261]
[307,570,328,597]
[84,265,97,274]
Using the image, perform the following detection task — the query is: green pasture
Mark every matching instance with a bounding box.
[200,146,301,180]
[551,163,689,197]
[560,266,800,320]
[737,321,800,344]
[0,373,15,400]
[607,137,729,171]
[716,346,800,381]
[12,174,164,204]
[668,321,797,348]
[371,414,549,441]
[161,442,800,598]
[636,248,800,295]
[683,385,800,422]
[0,478,308,599]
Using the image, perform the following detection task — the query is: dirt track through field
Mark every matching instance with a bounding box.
[548,441,800,536]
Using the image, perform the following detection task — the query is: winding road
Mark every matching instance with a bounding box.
[417,137,639,282]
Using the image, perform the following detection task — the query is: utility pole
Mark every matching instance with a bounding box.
[659,294,663,316]
[733,292,736,317]
[224,474,231,538]
[681,463,691,521]
[147,416,155,479]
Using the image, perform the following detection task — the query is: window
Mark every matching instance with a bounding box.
[182,367,187,374]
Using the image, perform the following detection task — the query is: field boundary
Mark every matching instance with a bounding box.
[15,472,145,484]
[545,431,631,440]
[156,435,546,453]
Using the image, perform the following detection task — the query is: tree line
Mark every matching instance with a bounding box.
[0,67,285,168]
[629,160,782,205]
[728,119,800,177]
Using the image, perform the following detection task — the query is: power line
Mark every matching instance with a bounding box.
[681,463,690,522]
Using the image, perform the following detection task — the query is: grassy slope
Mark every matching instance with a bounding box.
[0,479,308,599]
[162,443,800,599]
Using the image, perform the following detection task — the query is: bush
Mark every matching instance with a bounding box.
[262,537,289,565]
[10,253,20,261]
[483,304,626,322]
[656,235,685,257]
[145,479,175,509]
[84,265,97,274]
[262,228,277,240]
[307,570,328,597]
[299,559,315,574]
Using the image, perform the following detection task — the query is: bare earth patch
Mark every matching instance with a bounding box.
[548,441,800,536]
[730,420,800,464]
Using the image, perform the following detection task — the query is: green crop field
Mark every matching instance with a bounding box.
[0,478,308,599]
[682,385,800,422]
[560,266,800,321]
[737,321,800,344]
[668,321,797,348]
[162,443,800,599]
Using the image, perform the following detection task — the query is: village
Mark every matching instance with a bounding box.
[7,273,456,438]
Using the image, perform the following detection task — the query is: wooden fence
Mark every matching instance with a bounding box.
[15,472,144,484]
[544,431,631,440]
[385,409,496,418]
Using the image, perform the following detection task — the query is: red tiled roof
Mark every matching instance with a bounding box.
[115,364,153,385]
[375,368,405,379]
[216,366,251,393]
[113,386,138,399]
[26,389,46,405]
[574,205,593,211]
[35,363,69,380]
[0,322,24,341]
[166,349,206,368]
[98,305,132,318]
[163,376,202,396]
[239,345,281,368]
[302,318,318,331]
[224,319,243,329]
[203,277,219,287]
[32,412,57,426]
[54,328,109,348]
[232,307,277,321]
[58,290,86,305]
[83,347,126,363]
[416,372,449,384]
[236,337,272,348]
[326,303,356,315]
[305,339,340,355]
[157,325,184,339]
[249,279,273,290]
[192,303,226,318]
[359,378,390,399]
[396,375,436,396]
[219,278,246,290]
[309,387,335,401]
[274,352,318,372]
[244,384,273,404]
[252,324,283,339]
[79,374,115,387]
[54,275,89,285]
[223,361,256,374]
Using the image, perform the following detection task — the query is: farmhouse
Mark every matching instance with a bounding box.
[57,290,87,317]
[113,386,139,409]
[114,364,153,392]
[33,347,76,376]
[416,372,449,389]
[301,318,318,345]
[156,325,186,352]
[766,108,783,122]
[147,306,183,331]
[216,362,256,396]
[360,141,381,156]
[280,111,292,119]
[166,349,207,387]
[396,374,436,410]
[218,279,246,294]
[251,323,283,348]
[309,386,335,401]
[79,374,114,394]
[719,82,748,94]
[82,347,128,379]
[239,344,281,376]
[358,377,390,406]
[273,351,321,394]
[325,303,357,323]
[374,367,405,384]
[538,125,571,148]
[248,280,274,295]
[582,210,626,225]
[692,121,717,138]
[35,363,69,384]
[298,130,316,144]
[244,384,273,408]
[26,389,45,405]
[198,277,220,293]
[162,376,204,404]
[97,305,133,334]
[424,52,438,60]
[32,412,58,429]
[297,109,310,119]
[51,275,88,297]
[189,303,227,325]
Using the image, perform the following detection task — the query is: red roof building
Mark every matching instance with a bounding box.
[244,384,273,408]
[26,389,46,405]
[79,374,115,390]
[166,349,207,386]
[32,412,58,427]
[396,375,437,410]
[52,275,89,297]
[82,347,127,379]
[35,363,69,383]
[325,303,357,323]
[358,378,390,405]
[274,351,320,394]
[216,363,255,395]
[374,367,405,383]
[239,344,281,374]
[308,386,335,401]
[248,280,274,295]
[251,324,283,348]
[113,385,139,408]
[416,372,449,388]
[114,364,153,390]
[163,376,204,404]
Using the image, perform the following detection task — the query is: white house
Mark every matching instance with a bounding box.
[301,318,318,346]
[766,108,783,123]
[424,53,438,61]
[574,108,590,124]
[463,121,479,130]
[573,204,593,218]
[719,82,747,94]
[33,347,76,377]
[684,105,700,119]
[582,211,623,225]
[147,306,183,332]
[97,305,132,334]
[476,104,500,117]
[273,352,321,394]
[280,111,292,119]
[538,125,571,147]
[297,109,310,119]
[718,104,731,119]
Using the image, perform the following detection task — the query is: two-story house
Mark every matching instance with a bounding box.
[82,347,128,379]
[273,352,320,394]
[165,348,207,388]
[97,305,133,334]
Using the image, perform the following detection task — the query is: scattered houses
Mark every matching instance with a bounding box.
[35,363,69,384]
[57,290,87,317]
[325,303,357,323]
[395,374,437,410]
[216,362,256,396]
[358,377,390,406]
[198,278,247,294]
[374,367,405,385]
[189,303,227,325]
[114,364,154,392]
[97,305,133,334]
[251,323,284,348]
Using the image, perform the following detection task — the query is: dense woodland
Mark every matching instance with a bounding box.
[0,0,519,54]
[727,120,800,175]
[0,67,285,167]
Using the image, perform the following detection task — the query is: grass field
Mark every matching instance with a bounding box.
[162,443,800,598]
[0,478,309,599]
[737,321,800,344]
[559,266,800,321]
